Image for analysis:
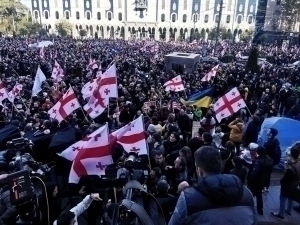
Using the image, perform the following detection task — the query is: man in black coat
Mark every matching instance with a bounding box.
[247,146,273,215]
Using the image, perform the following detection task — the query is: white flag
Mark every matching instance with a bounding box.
[48,87,80,122]
[69,125,113,183]
[214,87,246,122]
[32,67,46,96]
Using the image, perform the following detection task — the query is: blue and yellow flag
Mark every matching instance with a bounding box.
[186,88,214,108]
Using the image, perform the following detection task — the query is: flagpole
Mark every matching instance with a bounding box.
[141,115,151,171]
[68,85,91,123]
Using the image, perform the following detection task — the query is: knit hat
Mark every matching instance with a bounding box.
[147,124,157,135]
[269,128,278,137]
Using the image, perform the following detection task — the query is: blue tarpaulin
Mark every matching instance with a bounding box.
[258,117,300,167]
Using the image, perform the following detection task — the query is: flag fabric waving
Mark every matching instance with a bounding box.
[32,67,46,96]
[8,84,23,103]
[59,127,106,161]
[84,63,118,119]
[51,60,64,82]
[81,79,97,100]
[0,81,8,102]
[214,87,247,122]
[163,75,185,92]
[69,124,113,183]
[201,65,219,82]
[110,115,148,155]
[48,87,80,122]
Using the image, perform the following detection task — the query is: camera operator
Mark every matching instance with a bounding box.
[165,156,189,194]
[54,193,102,225]
[154,179,178,223]
[146,167,162,193]
[0,171,17,225]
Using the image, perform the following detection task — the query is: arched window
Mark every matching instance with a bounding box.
[182,14,187,23]
[107,12,112,21]
[34,11,39,19]
[75,0,79,8]
[97,0,100,8]
[76,11,80,19]
[118,0,122,8]
[204,15,209,23]
[65,11,70,19]
[171,14,176,22]
[118,13,122,21]
[55,11,59,19]
[215,14,219,22]
[226,15,230,23]
[237,15,243,24]
[248,15,253,24]
[97,12,101,20]
[86,11,91,20]
[193,14,198,22]
[161,14,165,22]
[44,11,49,19]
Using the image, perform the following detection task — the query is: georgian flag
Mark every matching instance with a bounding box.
[69,124,113,183]
[163,75,185,92]
[48,87,80,122]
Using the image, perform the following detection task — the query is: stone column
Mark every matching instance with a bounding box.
[165,28,170,41]
[155,28,159,40]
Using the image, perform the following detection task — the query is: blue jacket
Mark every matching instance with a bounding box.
[168,174,257,225]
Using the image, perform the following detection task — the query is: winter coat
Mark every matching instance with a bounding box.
[168,174,256,225]
[228,121,244,143]
[247,156,273,189]
[280,161,300,202]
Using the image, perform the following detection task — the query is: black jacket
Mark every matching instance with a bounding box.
[169,174,256,225]
[0,186,17,225]
[280,161,300,202]
[247,156,273,189]
[229,168,247,184]
[155,193,178,223]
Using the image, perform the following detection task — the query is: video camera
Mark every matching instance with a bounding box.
[1,138,55,225]
[103,152,166,225]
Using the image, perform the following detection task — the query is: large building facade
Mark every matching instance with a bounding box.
[23,0,258,40]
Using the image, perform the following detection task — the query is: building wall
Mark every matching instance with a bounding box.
[27,0,258,40]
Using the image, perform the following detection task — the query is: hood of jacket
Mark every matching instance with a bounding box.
[196,174,243,206]
[256,156,273,168]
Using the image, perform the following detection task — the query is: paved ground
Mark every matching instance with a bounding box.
[257,186,300,225]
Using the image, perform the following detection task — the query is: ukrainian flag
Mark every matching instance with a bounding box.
[186,88,214,108]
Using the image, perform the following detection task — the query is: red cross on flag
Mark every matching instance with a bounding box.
[83,63,118,119]
[86,56,98,71]
[51,60,64,82]
[0,81,9,103]
[163,75,185,92]
[48,87,80,122]
[81,79,98,100]
[214,87,247,122]
[201,65,219,82]
[110,115,148,155]
[8,84,23,103]
[69,124,113,183]
[58,127,103,161]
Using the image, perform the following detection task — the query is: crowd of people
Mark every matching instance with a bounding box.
[0,36,300,225]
